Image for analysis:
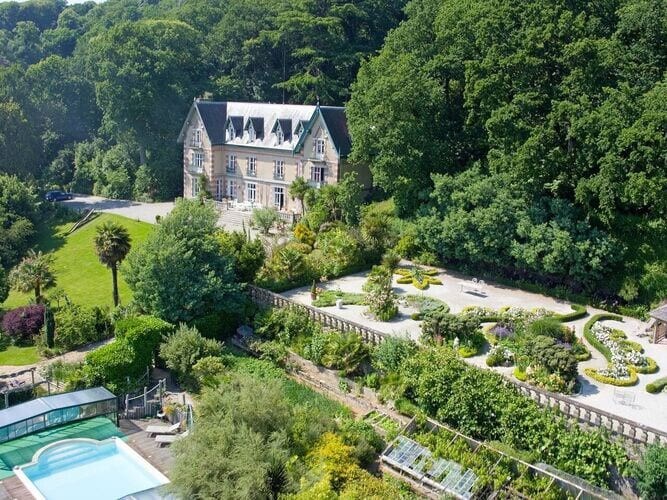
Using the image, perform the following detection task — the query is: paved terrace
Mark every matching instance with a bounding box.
[282,266,667,434]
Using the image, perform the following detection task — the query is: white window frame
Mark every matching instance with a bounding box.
[247,156,257,176]
[191,176,200,197]
[215,178,223,200]
[274,160,285,180]
[226,122,234,141]
[311,165,324,183]
[273,186,285,210]
[194,152,204,168]
[246,182,257,203]
[315,138,326,159]
[248,123,256,142]
[227,154,236,173]
[192,128,202,147]
[226,180,237,199]
[276,127,284,145]
[296,161,303,178]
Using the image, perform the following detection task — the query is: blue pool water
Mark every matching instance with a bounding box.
[17,438,169,500]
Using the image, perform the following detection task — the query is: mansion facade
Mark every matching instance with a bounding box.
[177,99,370,213]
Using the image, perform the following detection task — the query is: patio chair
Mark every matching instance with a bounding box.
[155,429,189,447]
[145,422,181,436]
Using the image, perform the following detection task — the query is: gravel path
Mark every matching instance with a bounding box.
[0,339,113,379]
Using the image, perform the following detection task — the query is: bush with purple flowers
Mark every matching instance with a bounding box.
[1,305,45,341]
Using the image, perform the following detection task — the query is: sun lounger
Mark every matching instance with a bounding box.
[155,430,189,446]
[145,422,180,436]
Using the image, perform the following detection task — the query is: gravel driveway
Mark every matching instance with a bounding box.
[62,195,175,224]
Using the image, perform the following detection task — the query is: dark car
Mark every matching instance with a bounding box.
[45,191,74,202]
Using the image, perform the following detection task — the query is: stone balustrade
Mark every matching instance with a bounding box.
[247,284,667,447]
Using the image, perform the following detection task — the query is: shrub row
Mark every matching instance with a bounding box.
[633,357,659,374]
[582,313,623,362]
[646,377,667,394]
[553,304,588,322]
[584,367,638,387]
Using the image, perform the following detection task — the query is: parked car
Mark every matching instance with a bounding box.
[45,191,74,202]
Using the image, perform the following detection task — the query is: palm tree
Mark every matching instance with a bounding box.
[9,250,56,302]
[94,221,132,307]
[288,176,311,215]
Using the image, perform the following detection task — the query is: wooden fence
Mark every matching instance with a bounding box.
[247,285,667,447]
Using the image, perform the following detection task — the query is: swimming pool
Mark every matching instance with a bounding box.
[14,437,169,500]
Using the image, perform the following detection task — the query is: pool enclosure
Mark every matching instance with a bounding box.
[0,387,117,444]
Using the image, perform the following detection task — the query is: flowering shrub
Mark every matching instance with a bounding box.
[1,304,45,340]
[486,345,513,367]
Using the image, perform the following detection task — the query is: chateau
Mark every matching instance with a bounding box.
[177,100,370,212]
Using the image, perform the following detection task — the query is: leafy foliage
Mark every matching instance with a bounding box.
[630,444,667,500]
[363,265,398,321]
[93,220,131,307]
[53,302,111,351]
[159,324,223,387]
[9,249,55,301]
[123,199,242,322]
[1,304,45,340]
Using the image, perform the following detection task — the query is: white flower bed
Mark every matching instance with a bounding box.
[590,322,648,370]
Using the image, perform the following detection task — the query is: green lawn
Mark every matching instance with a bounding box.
[0,345,40,366]
[3,213,152,310]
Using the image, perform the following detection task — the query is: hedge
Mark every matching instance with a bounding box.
[582,313,623,362]
[584,367,638,387]
[553,304,587,322]
[633,357,659,375]
[646,377,667,394]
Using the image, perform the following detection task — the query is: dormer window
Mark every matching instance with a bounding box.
[248,122,256,142]
[272,119,291,145]
[226,122,235,141]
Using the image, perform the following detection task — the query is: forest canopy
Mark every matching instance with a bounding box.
[0,0,407,200]
[347,0,667,304]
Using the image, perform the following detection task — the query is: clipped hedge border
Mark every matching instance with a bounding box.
[582,313,623,362]
[646,377,667,394]
[584,367,638,387]
[574,349,591,362]
[633,357,659,375]
[513,367,527,381]
[553,304,588,322]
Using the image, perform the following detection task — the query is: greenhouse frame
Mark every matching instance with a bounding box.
[0,387,117,444]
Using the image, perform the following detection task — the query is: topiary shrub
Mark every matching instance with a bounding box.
[1,304,45,341]
[584,366,638,386]
[115,315,174,366]
[582,313,623,362]
[553,304,587,322]
[84,341,143,392]
[646,377,667,394]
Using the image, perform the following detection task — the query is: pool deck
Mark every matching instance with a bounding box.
[0,419,174,500]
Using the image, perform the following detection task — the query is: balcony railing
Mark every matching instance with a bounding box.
[187,163,204,174]
[246,168,257,177]
[308,179,327,189]
[226,166,237,174]
[273,171,285,180]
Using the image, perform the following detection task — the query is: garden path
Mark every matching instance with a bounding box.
[0,338,113,379]
[282,266,667,433]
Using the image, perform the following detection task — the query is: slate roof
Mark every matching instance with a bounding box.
[320,106,352,156]
[194,101,227,144]
[180,100,351,156]
[650,305,667,322]
[245,117,265,139]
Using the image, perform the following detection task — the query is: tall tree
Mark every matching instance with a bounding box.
[9,250,56,302]
[94,220,132,307]
[86,19,205,196]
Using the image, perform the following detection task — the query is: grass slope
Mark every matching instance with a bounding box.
[3,213,152,310]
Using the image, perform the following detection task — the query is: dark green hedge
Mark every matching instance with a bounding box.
[554,304,588,322]
[582,313,623,362]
